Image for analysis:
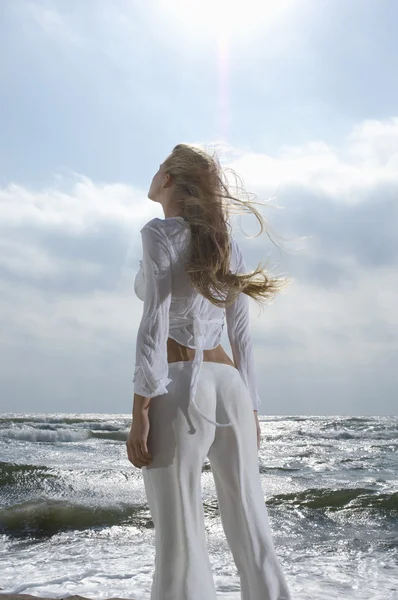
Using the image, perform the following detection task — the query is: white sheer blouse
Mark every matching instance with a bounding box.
[133,216,261,427]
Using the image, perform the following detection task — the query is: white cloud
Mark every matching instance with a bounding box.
[228,117,398,201]
[348,117,398,169]
[1,177,142,229]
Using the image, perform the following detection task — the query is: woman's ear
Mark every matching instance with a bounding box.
[162,172,174,188]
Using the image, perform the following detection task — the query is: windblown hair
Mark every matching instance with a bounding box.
[163,143,292,312]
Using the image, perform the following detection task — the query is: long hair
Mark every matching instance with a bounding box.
[163,143,292,312]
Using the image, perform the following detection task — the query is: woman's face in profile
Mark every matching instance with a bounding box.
[148,162,169,202]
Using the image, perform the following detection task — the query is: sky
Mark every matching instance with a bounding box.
[0,0,397,416]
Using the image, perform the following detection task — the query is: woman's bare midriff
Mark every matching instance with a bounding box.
[167,337,237,369]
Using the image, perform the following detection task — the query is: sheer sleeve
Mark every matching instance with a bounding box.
[226,239,262,411]
[133,220,172,397]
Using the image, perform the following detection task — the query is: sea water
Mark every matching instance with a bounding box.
[0,413,397,599]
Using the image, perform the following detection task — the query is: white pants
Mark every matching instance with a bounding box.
[142,361,292,600]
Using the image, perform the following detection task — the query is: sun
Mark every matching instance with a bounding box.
[156,0,295,140]
[160,0,293,38]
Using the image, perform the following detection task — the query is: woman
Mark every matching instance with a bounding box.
[126,144,292,600]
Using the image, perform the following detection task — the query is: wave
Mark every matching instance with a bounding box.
[322,417,373,427]
[259,466,301,473]
[0,427,128,443]
[0,461,57,487]
[1,416,396,446]
[0,416,110,425]
[0,497,152,538]
[89,430,128,441]
[6,424,393,444]
[0,428,90,443]
[296,428,396,441]
[267,487,398,514]
[1,484,396,539]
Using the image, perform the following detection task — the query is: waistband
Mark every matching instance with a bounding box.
[169,314,233,428]
[168,360,238,372]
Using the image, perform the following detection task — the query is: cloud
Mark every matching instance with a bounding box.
[230,117,398,197]
[0,176,152,291]
[1,117,397,414]
[226,117,398,281]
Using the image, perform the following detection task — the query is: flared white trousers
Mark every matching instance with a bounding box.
[142,360,292,600]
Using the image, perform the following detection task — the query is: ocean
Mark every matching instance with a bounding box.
[0,413,396,600]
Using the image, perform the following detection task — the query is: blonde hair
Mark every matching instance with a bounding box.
[163,143,292,312]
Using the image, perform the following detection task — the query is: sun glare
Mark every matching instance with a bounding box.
[157,0,294,141]
[161,0,293,38]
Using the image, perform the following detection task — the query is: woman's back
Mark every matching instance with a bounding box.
[133,216,261,420]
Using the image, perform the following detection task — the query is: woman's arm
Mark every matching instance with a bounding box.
[128,219,173,468]
[133,219,173,400]
[225,238,262,413]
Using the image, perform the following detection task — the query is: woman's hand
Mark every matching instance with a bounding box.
[126,410,152,469]
[254,410,261,451]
